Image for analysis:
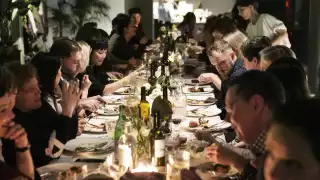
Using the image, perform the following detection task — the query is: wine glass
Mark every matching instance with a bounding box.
[105,153,128,180]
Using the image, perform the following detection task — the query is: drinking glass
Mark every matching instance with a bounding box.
[105,152,129,180]
[167,149,190,180]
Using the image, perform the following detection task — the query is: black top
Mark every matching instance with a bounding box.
[82,66,111,97]
[2,99,78,168]
[218,59,247,119]
[112,35,136,61]
[130,24,152,59]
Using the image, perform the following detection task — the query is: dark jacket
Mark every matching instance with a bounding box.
[83,66,111,97]
[2,99,78,168]
[218,59,246,119]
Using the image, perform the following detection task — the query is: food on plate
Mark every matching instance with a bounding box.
[84,123,106,132]
[189,121,199,128]
[124,87,134,93]
[69,166,82,174]
[102,106,119,114]
[187,98,217,105]
[75,142,110,152]
[189,87,204,92]
[213,164,231,174]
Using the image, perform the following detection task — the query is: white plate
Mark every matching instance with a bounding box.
[187,105,222,117]
[183,86,214,95]
[187,96,217,106]
[181,118,231,132]
[64,137,114,156]
[38,162,97,179]
[113,87,135,95]
[96,105,119,116]
[84,118,108,133]
[101,95,124,105]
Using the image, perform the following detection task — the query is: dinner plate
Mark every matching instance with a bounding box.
[183,86,214,95]
[64,137,114,157]
[101,95,124,105]
[195,163,238,179]
[187,96,217,106]
[84,118,108,134]
[113,87,135,95]
[96,105,119,116]
[181,118,231,132]
[186,105,222,117]
[38,163,97,180]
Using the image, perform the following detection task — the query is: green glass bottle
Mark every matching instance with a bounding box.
[114,105,128,141]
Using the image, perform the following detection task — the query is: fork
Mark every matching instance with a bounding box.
[191,105,212,114]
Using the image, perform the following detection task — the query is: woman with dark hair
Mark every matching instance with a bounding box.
[83,28,141,97]
[265,99,320,180]
[236,0,291,48]
[108,14,139,71]
[10,52,80,167]
[178,12,196,39]
[266,57,310,101]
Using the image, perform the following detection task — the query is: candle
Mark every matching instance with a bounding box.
[82,165,88,177]
[118,145,132,167]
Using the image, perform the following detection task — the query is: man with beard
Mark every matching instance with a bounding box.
[199,39,246,119]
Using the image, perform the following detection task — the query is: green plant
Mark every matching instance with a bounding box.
[48,0,110,37]
[68,0,110,33]
[48,0,72,37]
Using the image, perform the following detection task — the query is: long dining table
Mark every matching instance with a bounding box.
[37,75,232,179]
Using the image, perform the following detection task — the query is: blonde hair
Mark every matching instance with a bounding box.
[223,30,248,51]
[77,41,91,74]
[207,39,233,56]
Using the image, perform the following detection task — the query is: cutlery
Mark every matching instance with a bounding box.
[191,105,212,114]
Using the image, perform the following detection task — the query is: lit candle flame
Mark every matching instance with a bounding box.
[131,162,157,173]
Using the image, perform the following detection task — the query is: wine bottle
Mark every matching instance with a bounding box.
[153,111,165,167]
[114,105,128,141]
[139,86,150,124]
[162,86,172,133]
[148,62,157,86]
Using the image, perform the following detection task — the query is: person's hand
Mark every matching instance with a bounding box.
[61,80,82,117]
[198,73,220,84]
[129,57,137,67]
[77,118,88,136]
[140,36,148,45]
[204,144,240,166]
[3,123,29,148]
[81,75,92,91]
[78,99,101,112]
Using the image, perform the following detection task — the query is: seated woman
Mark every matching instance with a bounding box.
[3,54,79,168]
[178,12,196,40]
[108,14,139,71]
[84,29,140,97]
[266,57,310,101]
[0,65,34,180]
[264,99,319,180]
[259,45,296,70]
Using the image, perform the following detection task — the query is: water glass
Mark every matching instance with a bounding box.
[167,149,190,180]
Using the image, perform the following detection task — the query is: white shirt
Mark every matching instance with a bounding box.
[246,14,291,48]
[158,2,174,23]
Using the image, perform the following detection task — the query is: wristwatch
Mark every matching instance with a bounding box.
[15,144,31,152]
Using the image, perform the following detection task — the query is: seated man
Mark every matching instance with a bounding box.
[3,62,78,168]
[205,71,285,180]
[198,40,247,119]
[240,36,271,70]
[0,65,34,179]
